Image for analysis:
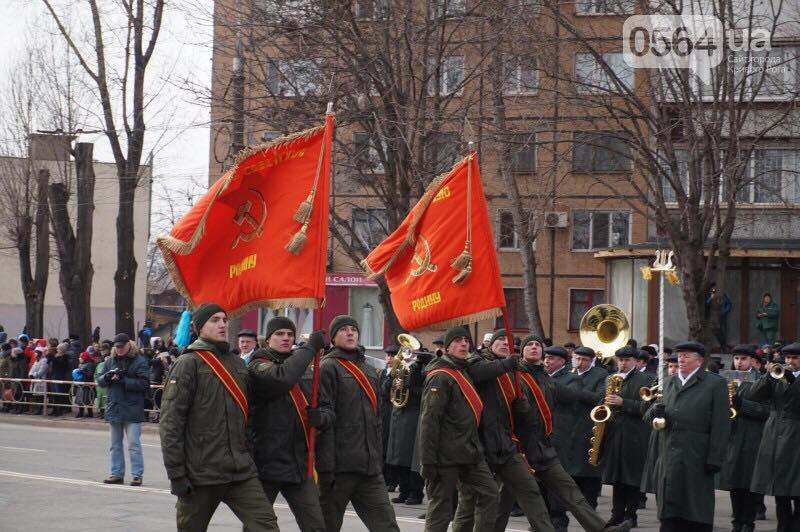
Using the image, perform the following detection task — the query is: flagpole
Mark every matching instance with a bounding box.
[501,307,521,395]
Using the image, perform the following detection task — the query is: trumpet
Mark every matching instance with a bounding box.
[639,384,662,402]
[770,364,791,380]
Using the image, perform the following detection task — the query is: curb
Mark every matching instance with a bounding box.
[0,412,161,434]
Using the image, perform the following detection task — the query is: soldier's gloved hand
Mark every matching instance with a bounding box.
[502,354,520,371]
[170,476,193,497]
[652,403,666,419]
[703,463,720,475]
[308,330,326,353]
[420,464,438,482]
[306,407,324,428]
[512,395,530,414]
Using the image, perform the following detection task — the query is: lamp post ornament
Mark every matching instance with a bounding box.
[641,250,678,388]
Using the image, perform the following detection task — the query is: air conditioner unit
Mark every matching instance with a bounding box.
[544,211,568,228]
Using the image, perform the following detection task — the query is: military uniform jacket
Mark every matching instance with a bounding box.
[379,366,393,460]
[643,370,731,524]
[316,347,383,476]
[159,339,257,486]
[547,366,580,472]
[386,353,433,468]
[419,354,485,467]
[718,378,769,491]
[566,366,607,478]
[747,372,800,496]
[248,345,316,485]
[600,369,653,486]
[513,362,561,471]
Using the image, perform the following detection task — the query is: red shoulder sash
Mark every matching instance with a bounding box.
[195,350,249,424]
[520,371,553,435]
[288,384,311,449]
[427,367,483,426]
[335,358,378,415]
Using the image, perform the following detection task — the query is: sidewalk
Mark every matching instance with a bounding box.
[0,411,161,434]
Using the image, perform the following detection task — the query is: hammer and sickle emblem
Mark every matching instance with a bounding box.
[231,188,267,249]
[410,235,437,278]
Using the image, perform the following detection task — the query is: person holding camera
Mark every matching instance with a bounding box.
[96,333,149,486]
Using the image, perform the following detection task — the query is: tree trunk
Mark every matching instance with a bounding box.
[24,169,51,337]
[519,235,545,337]
[114,175,138,337]
[378,280,405,340]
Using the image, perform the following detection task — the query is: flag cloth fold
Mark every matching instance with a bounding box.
[157,113,333,316]
[362,152,505,330]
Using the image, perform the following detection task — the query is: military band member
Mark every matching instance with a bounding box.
[641,350,678,497]
[316,315,400,531]
[419,327,498,532]
[501,337,631,532]
[718,344,769,532]
[450,329,554,532]
[159,303,279,532]
[600,345,654,528]
[643,341,731,532]
[247,317,326,531]
[380,344,399,493]
[747,342,800,532]
[237,328,258,365]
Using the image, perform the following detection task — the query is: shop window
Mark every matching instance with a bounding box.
[349,287,385,348]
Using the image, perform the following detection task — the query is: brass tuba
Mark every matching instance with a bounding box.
[389,334,420,408]
[588,374,624,466]
[579,304,631,363]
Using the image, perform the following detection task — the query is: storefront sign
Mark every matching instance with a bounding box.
[326,272,378,287]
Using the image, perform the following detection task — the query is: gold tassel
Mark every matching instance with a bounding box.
[640,265,653,281]
[452,265,472,284]
[666,270,680,285]
[285,224,309,255]
[293,194,314,224]
[451,245,471,271]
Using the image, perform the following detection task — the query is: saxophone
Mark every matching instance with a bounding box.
[587,374,624,466]
[728,379,739,419]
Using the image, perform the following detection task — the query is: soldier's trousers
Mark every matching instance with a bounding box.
[775,496,800,532]
[533,462,608,532]
[426,461,497,532]
[257,478,325,532]
[611,482,641,520]
[729,488,759,528]
[175,477,278,532]
[453,453,554,532]
[574,475,602,509]
[319,472,400,532]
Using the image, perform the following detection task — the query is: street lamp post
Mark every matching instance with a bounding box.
[642,249,678,388]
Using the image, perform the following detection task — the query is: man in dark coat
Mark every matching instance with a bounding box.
[601,345,654,528]
[385,343,432,505]
[316,315,399,531]
[247,316,326,531]
[159,304,279,531]
[718,344,769,532]
[379,345,398,492]
[450,329,554,532]
[565,346,607,510]
[418,327,498,532]
[96,334,149,486]
[641,350,678,497]
[747,342,800,532]
[643,341,731,532]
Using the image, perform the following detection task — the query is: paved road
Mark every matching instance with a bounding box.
[0,414,780,531]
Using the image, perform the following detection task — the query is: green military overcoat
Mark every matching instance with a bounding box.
[718,379,769,491]
[547,367,580,471]
[564,365,606,478]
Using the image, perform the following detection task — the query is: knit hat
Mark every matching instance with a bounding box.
[488,329,507,349]
[192,303,226,333]
[520,335,544,348]
[265,317,296,339]
[444,326,472,350]
[329,315,359,341]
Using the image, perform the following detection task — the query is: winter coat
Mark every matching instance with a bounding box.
[386,352,433,467]
[747,372,800,496]
[513,362,562,472]
[643,370,731,524]
[248,345,316,485]
[378,366,393,460]
[0,353,10,378]
[9,354,27,380]
[94,360,108,406]
[159,338,257,486]
[547,366,580,469]
[755,301,779,332]
[29,357,49,394]
[95,342,149,423]
[316,346,383,476]
[718,378,769,491]
[565,366,607,478]
[600,369,654,487]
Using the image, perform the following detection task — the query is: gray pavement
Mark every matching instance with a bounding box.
[0,413,780,531]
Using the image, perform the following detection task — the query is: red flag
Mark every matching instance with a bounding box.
[157,112,333,315]
[362,153,505,330]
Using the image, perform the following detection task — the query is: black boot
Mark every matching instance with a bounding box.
[391,492,408,504]
[405,491,423,505]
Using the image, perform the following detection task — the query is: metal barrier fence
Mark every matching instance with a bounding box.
[0,378,164,419]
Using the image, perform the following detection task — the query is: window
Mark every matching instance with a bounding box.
[352,208,388,249]
[503,55,538,95]
[575,53,633,93]
[355,0,389,19]
[349,287,385,349]
[509,132,536,174]
[663,149,705,203]
[572,132,632,172]
[575,0,634,15]
[569,289,605,330]
[572,210,630,250]
[736,149,800,204]
[747,48,799,99]
[430,0,465,18]
[353,132,386,174]
[425,132,462,175]
[494,288,528,330]
[428,56,465,96]
[261,131,282,142]
[498,210,518,249]
[265,58,320,97]
[260,307,313,338]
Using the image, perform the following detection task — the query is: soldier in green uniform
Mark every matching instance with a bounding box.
[159,303,279,532]
[315,315,400,532]
[247,316,327,531]
[501,337,631,532]
[450,329,554,532]
[418,327,498,532]
[747,342,800,532]
[643,341,731,532]
[600,345,654,528]
[718,344,769,532]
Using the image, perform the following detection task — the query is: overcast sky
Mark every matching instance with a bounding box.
[0,0,214,235]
